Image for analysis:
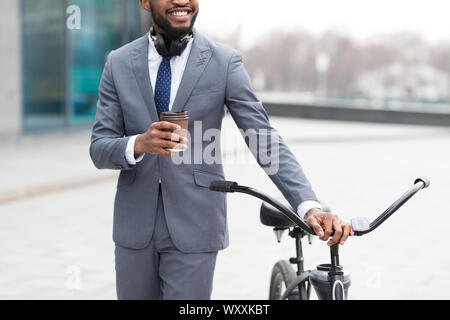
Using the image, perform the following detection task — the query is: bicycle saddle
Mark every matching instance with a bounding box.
[260,199,331,228]
[260,198,296,228]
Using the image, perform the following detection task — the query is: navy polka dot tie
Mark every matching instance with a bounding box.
[154,56,172,119]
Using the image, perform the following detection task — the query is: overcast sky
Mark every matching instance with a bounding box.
[195,0,449,48]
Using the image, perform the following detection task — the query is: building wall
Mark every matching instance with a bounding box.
[0,0,21,136]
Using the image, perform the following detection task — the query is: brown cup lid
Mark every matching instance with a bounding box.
[160,111,189,120]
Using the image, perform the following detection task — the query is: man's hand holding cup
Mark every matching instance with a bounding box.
[134,121,188,158]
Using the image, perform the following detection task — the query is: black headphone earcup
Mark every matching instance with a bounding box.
[155,33,170,57]
[150,26,191,57]
[170,40,183,56]
[170,36,191,56]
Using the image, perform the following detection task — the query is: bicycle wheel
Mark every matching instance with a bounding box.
[269,260,303,300]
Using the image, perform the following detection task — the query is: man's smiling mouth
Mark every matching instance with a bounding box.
[168,8,193,17]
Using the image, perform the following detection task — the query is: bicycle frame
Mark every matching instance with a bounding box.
[279,229,347,300]
[210,177,430,300]
[281,228,311,300]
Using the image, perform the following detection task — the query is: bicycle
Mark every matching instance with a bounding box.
[209,177,430,300]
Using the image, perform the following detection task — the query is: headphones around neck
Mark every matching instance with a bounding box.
[150,26,193,57]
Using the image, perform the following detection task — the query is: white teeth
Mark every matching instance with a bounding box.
[171,11,188,16]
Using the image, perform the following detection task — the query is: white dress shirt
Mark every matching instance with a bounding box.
[124,33,322,219]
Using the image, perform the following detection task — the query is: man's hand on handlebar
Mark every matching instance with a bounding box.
[305,208,354,246]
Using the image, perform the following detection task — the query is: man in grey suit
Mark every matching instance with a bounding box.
[90,0,353,300]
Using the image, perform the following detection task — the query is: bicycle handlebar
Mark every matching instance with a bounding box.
[209,177,430,237]
[352,177,430,235]
[211,180,316,234]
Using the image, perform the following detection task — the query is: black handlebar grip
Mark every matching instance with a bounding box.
[209,181,238,193]
[414,177,430,189]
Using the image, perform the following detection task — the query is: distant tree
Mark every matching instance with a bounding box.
[243,30,316,92]
[317,32,363,96]
[432,44,450,75]
[214,28,449,102]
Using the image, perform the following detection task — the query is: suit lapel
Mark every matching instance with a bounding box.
[171,30,212,112]
[130,35,159,123]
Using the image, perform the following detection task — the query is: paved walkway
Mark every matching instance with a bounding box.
[0,116,449,299]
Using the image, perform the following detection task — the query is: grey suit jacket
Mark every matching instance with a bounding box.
[89,29,318,252]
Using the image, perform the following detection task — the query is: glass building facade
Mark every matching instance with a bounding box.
[21,0,142,131]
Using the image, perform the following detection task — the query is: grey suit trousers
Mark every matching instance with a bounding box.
[114,185,218,300]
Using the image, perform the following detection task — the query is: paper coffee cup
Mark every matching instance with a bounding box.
[160,111,189,152]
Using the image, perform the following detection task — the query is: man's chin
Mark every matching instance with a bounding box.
[165,13,197,39]
[166,26,193,39]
